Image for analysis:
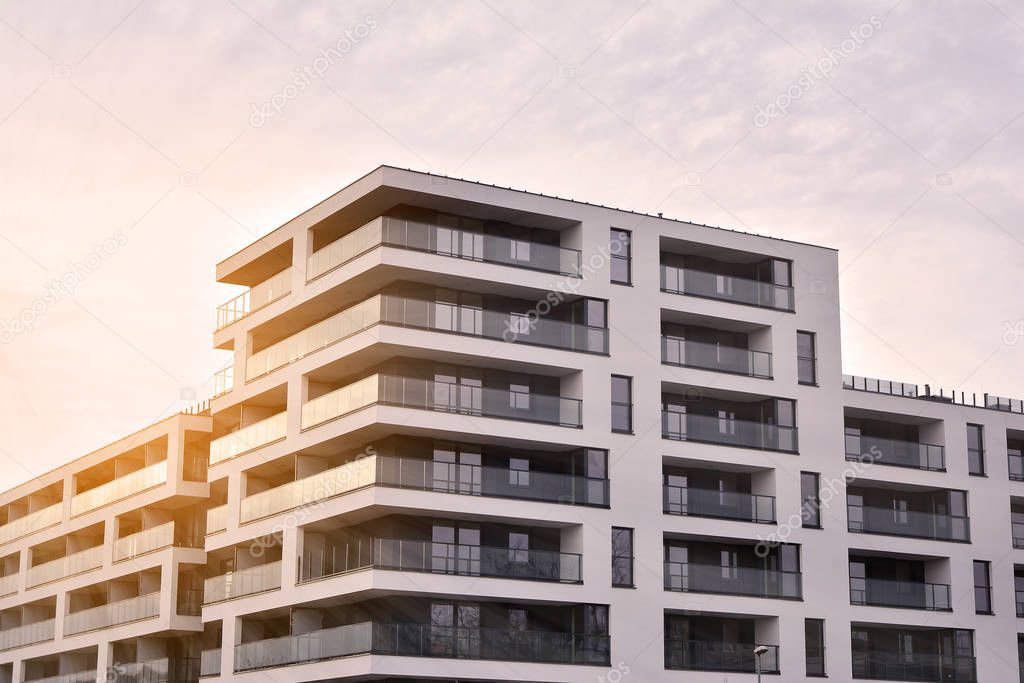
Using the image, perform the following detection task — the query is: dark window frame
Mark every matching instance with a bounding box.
[609,228,632,285]
[611,374,633,433]
[974,560,993,614]
[967,423,985,476]
[805,617,826,677]
[611,527,635,588]
[801,471,822,529]
[797,330,817,385]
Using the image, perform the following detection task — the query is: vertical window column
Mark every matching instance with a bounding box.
[611,527,634,587]
[805,618,826,676]
[801,472,821,528]
[611,375,633,433]
[967,424,985,476]
[974,560,992,614]
[609,228,631,284]
[797,331,817,385]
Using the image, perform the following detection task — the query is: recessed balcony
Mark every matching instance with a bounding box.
[849,555,951,611]
[847,485,970,542]
[663,465,775,524]
[845,415,944,471]
[26,546,103,589]
[246,290,607,382]
[0,619,55,651]
[662,389,797,453]
[307,212,581,282]
[63,592,159,636]
[852,625,976,682]
[664,613,778,674]
[215,267,291,330]
[0,501,62,546]
[70,460,168,516]
[664,538,801,600]
[25,671,96,683]
[302,371,582,431]
[200,649,221,678]
[204,555,282,605]
[209,411,287,466]
[660,245,794,312]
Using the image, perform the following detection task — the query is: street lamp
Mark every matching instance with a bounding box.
[754,645,769,683]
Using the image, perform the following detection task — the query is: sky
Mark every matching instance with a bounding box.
[0,0,1022,486]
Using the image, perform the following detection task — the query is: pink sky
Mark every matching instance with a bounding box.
[1,0,1022,484]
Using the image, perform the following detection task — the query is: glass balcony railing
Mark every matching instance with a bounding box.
[216,267,292,330]
[209,412,287,465]
[240,454,607,524]
[248,293,606,381]
[307,215,581,282]
[664,561,801,599]
[665,640,779,673]
[663,484,775,523]
[0,503,62,546]
[70,460,169,516]
[846,434,945,471]
[64,592,160,635]
[240,457,377,523]
[117,659,169,683]
[660,265,794,311]
[206,504,228,535]
[662,411,797,453]
[200,649,221,678]
[302,374,582,430]
[852,650,977,682]
[662,336,772,378]
[850,577,952,611]
[26,545,104,587]
[299,537,581,584]
[848,504,970,542]
[0,573,17,596]
[213,366,233,399]
[234,621,609,672]
[843,374,919,397]
[204,560,282,604]
[26,671,97,683]
[113,521,175,562]
[0,619,55,651]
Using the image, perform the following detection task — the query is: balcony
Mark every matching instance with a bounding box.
[660,263,794,311]
[0,503,62,546]
[209,412,287,465]
[112,521,178,562]
[63,592,159,636]
[852,651,976,682]
[664,640,779,674]
[0,573,17,596]
[216,267,291,330]
[0,619,55,651]
[302,374,582,430]
[248,293,607,382]
[206,505,228,535]
[70,461,168,516]
[212,366,233,399]
[117,658,178,683]
[234,621,609,672]
[662,409,797,453]
[26,546,104,588]
[661,335,772,378]
[848,504,970,542]
[663,482,775,524]
[850,577,951,611]
[664,560,800,599]
[299,537,581,584]
[846,433,945,471]
[26,672,96,683]
[200,649,221,677]
[306,214,581,282]
[204,560,282,604]
[844,374,919,397]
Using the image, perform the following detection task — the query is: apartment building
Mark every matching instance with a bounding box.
[2,164,1023,681]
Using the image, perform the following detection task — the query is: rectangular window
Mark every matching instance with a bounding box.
[967,424,985,476]
[805,618,826,676]
[611,375,633,433]
[611,527,634,587]
[801,472,821,528]
[797,331,817,384]
[610,228,631,284]
[974,560,992,614]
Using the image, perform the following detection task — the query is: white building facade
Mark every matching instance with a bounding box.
[2,165,1022,682]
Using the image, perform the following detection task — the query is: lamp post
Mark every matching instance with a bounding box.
[754,645,769,683]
